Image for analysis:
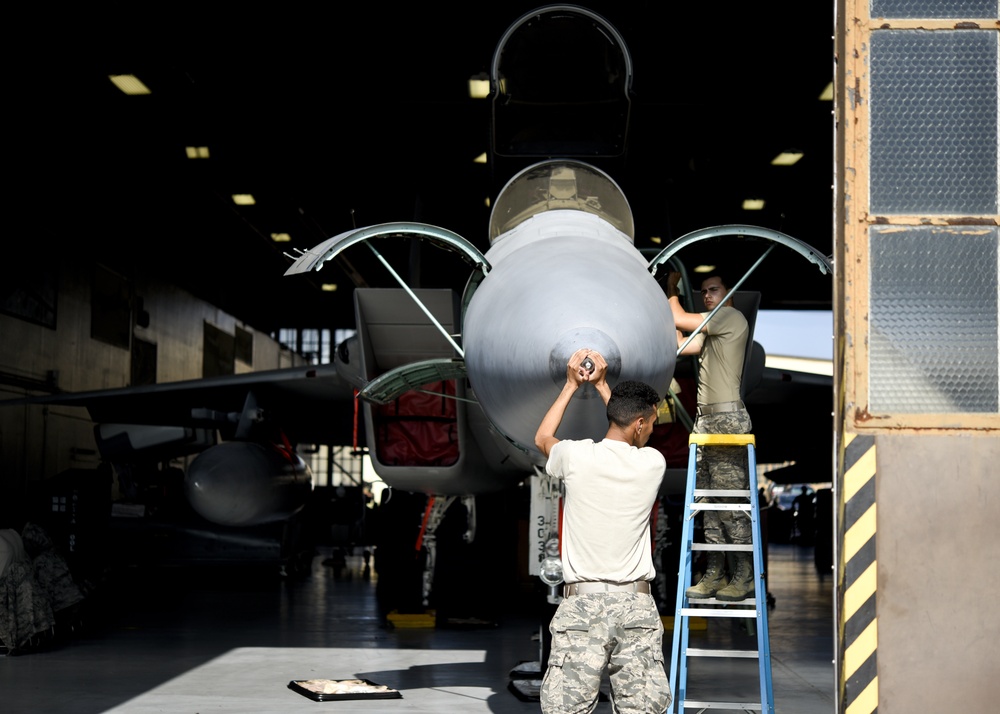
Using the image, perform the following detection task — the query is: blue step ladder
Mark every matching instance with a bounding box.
[668,433,774,713]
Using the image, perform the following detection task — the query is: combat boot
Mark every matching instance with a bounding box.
[685,551,727,599]
[716,552,755,601]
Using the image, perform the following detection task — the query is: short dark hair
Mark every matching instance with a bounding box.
[702,272,731,290]
[606,380,660,428]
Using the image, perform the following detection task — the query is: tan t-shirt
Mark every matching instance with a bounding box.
[546,438,665,584]
[696,306,748,405]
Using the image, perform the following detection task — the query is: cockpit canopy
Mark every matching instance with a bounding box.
[488,159,635,243]
[491,5,633,158]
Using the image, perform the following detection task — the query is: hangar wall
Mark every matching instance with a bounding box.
[875,434,1000,710]
[834,3,999,712]
[0,254,304,500]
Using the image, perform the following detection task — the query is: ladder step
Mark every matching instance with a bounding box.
[692,543,753,551]
[693,489,751,497]
[680,607,757,618]
[688,433,755,447]
[685,647,759,659]
[683,596,756,607]
[687,503,752,512]
[682,699,762,710]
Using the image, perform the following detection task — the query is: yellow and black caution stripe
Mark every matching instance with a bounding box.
[839,433,878,713]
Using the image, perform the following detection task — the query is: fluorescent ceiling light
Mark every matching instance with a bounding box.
[693,264,716,273]
[819,82,833,101]
[473,152,487,164]
[742,199,765,211]
[468,74,490,99]
[270,233,291,243]
[771,151,803,166]
[185,146,210,159]
[649,236,662,245]
[321,283,338,292]
[109,74,151,95]
[232,194,256,205]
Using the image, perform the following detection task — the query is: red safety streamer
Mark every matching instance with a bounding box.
[416,496,436,553]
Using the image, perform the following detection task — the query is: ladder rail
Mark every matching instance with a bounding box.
[668,440,698,711]
[747,440,774,711]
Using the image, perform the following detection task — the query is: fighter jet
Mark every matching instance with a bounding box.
[0,364,358,573]
[278,3,834,603]
[284,157,832,602]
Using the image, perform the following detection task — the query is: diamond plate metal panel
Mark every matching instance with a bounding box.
[869,226,999,413]
[870,31,999,215]
[871,0,999,18]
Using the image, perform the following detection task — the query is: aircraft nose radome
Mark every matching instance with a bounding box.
[462,213,675,455]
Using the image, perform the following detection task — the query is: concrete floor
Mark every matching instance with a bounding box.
[0,543,834,713]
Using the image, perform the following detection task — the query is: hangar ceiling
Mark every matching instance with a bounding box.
[15,2,836,335]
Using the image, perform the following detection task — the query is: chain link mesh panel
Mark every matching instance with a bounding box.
[869,30,999,215]
[869,226,999,413]
[871,1,999,18]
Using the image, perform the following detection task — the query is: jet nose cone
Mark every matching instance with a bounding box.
[462,211,675,459]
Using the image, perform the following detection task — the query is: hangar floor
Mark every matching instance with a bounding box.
[1,543,834,713]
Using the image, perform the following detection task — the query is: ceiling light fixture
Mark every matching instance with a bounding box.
[321,283,338,292]
[742,198,765,211]
[819,82,833,101]
[468,73,490,99]
[771,151,804,166]
[473,152,488,164]
[185,146,210,159]
[693,264,716,273]
[109,74,151,95]
[232,194,256,205]
[270,233,291,243]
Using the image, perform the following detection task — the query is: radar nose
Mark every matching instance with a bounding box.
[461,207,674,458]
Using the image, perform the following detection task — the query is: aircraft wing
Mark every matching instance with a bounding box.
[1,364,360,528]
[0,363,358,448]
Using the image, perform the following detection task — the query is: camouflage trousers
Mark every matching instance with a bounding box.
[540,592,671,713]
[693,408,753,545]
